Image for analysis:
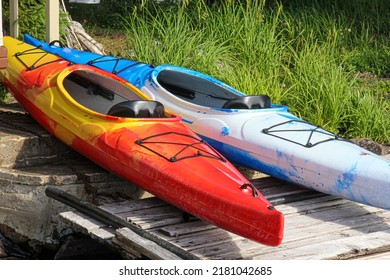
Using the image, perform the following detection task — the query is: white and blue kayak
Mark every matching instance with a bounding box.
[24,34,390,210]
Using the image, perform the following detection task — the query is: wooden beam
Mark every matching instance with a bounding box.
[10,0,19,38]
[46,0,60,43]
[113,228,183,260]
[0,0,8,69]
[0,0,3,45]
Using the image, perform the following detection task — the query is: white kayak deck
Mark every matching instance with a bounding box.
[59,176,390,260]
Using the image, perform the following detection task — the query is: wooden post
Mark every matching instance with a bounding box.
[9,0,18,38]
[0,0,8,69]
[46,0,60,43]
[0,0,3,46]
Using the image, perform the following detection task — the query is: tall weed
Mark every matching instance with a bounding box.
[345,91,389,142]
[282,45,356,134]
[123,5,233,70]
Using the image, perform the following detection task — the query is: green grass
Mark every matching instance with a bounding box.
[0,86,10,104]
[116,0,389,143]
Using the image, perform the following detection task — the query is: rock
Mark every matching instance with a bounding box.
[0,241,7,258]
[383,154,390,161]
[350,138,389,155]
[54,233,121,260]
[0,231,32,259]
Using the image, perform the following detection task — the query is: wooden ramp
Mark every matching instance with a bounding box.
[58,176,390,260]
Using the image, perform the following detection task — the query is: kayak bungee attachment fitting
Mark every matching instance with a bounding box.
[240,183,259,197]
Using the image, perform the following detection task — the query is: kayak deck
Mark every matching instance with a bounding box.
[59,175,390,260]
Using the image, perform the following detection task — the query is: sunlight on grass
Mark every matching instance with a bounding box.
[118,0,389,143]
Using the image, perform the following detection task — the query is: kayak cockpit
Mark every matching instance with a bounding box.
[62,70,167,118]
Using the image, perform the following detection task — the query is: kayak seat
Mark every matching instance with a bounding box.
[222,95,271,109]
[107,100,166,118]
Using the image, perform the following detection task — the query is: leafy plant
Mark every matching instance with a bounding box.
[2,0,70,41]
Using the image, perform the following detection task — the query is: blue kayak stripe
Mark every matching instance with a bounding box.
[199,134,293,182]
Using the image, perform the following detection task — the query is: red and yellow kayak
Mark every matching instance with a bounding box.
[0,36,284,246]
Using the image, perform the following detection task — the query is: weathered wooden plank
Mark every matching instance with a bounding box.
[121,204,186,229]
[188,236,248,260]
[112,237,143,258]
[156,226,243,253]
[285,213,390,241]
[214,216,390,260]
[255,179,325,204]
[282,203,388,231]
[254,175,321,191]
[276,196,347,215]
[122,204,184,220]
[355,251,390,260]
[159,220,215,237]
[130,217,185,230]
[59,210,107,233]
[257,230,390,260]
[122,204,181,217]
[113,227,183,260]
[59,211,118,247]
[88,227,116,241]
[278,198,385,223]
[99,197,166,214]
